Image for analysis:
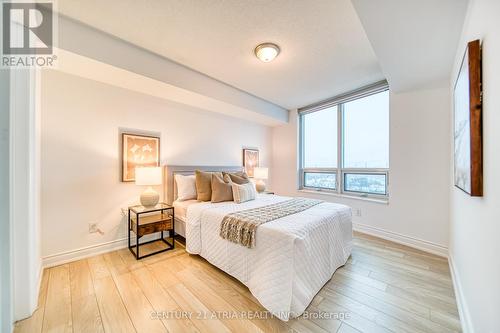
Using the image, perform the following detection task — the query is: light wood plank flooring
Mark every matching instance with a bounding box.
[15,232,461,333]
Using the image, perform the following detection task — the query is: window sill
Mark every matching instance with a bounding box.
[298,189,389,205]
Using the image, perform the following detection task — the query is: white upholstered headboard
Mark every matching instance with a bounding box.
[164,165,244,205]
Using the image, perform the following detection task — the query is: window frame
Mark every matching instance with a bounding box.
[342,170,388,196]
[302,169,338,191]
[298,81,390,199]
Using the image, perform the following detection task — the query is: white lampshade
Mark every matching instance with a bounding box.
[253,167,268,180]
[135,167,162,186]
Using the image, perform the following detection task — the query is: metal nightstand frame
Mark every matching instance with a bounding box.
[127,204,175,260]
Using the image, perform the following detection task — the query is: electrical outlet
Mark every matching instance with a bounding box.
[88,222,99,233]
[355,208,362,217]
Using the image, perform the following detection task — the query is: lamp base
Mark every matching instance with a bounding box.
[140,187,159,207]
[255,180,266,193]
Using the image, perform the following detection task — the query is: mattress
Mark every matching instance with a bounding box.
[185,194,352,321]
[173,199,199,220]
[172,199,199,238]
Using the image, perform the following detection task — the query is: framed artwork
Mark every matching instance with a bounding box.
[454,39,483,196]
[243,148,259,177]
[122,133,160,182]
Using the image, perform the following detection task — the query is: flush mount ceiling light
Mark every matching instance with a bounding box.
[254,43,280,62]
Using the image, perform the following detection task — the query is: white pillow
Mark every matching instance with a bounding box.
[232,182,256,203]
[175,174,197,201]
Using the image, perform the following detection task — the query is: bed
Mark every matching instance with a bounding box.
[164,165,353,321]
[171,199,197,238]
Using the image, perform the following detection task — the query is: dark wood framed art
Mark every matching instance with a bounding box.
[454,39,483,196]
[121,133,160,182]
[242,148,259,178]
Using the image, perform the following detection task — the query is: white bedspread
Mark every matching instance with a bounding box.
[185,194,352,321]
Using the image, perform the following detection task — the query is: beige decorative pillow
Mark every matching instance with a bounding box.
[223,171,250,185]
[195,170,222,201]
[211,173,233,203]
[232,182,256,203]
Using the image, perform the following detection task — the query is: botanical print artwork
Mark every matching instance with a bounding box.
[243,149,259,177]
[454,51,471,194]
[122,133,160,182]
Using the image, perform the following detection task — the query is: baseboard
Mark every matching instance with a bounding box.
[42,237,128,268]
[41,232,167,268]
[448,254,474,333]
[353,223,448,257]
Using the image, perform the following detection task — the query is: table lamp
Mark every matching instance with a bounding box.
[253,167,268,193]
[135,166,162,206]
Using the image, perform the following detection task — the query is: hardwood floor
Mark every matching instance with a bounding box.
[14,232,462,333]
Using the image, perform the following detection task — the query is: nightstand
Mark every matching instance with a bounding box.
[128,203,175,260]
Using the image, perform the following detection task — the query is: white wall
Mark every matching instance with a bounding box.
[41,70,272,263]
[0,68,12,333]
[449,0,500,332]
[10,67,43,321]
[272,85,451,255]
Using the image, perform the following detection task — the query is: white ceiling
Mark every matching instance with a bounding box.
[352,0,469,92]
[53,0,384,109]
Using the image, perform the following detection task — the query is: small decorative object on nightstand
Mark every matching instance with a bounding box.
[128,203,175,260]
[254,167,268,192]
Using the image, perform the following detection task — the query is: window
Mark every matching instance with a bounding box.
[303,106,337,168]
[299,81,389,198]
[343,173,387,195]
[342,92,389,169]
[304,172,337,190]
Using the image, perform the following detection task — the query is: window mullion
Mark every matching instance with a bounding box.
[337,104,343,194]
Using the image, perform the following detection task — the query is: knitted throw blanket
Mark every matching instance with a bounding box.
[220,198,323,248]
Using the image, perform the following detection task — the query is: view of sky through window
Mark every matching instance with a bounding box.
[343,91,389,168]
[303,106,337,168]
